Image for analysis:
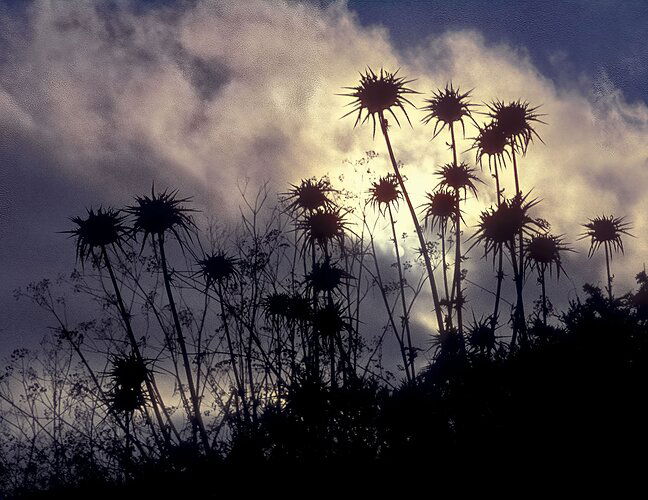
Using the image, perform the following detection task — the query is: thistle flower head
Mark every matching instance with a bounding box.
[423,190,456,231]
[282,178,335,214]
[472,122,509,169]
[421,83,475,138]
[107,353,148,414]
[581,215,633,257]
[369,174,401,213]
[487,99,545,153]
[432,328,462,359]
[472,193,543,258]
[198,251,238,286]
[313,300,349,338]
[525,233,572,277]
[127,187,195,243]
[66,207,127,263]
[286,295,312,323]
[467,316,496,351]
[297,208,349,251]
[305,257,351,294]
[262,292,292,320]
[340,68,417,136]
[435,162,481,199]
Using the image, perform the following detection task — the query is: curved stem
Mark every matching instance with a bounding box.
[379,112,445,335]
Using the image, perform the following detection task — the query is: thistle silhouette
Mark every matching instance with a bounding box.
[66,208,174,445]
[525,234,572,325]
[283,178,336,214]
[435,162,481,200]
[421,83,476,138]
[472,193,544,346]
[342,68,445,335]
[297,207,349,253]
[581,215,633,299]
[369,173,415,379]
[127,188,210,450]
[423,85,477,341]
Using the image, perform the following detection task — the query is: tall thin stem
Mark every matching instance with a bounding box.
[449,122,463,338]
[379,112,445,335]
[388,204,415,380]
[100,246,177,446]
[605,242,613,300]
[540,265,548,326]
[157,234,211,450]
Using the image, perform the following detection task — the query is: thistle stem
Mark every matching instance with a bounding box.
[540,265,548,326]
[379,112,445,336]
[157,234,211,451]
[605,242,613,300]
[388,204,415,380]
[449,122,463,338]
[100,246,177,446]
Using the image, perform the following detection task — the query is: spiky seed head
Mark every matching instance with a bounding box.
[467,317,496,351]
[262,292,292,320]
[487,99,545,153]
[472,122,509,169]
[435,162,481,199]
[340,68,418,136]
[369,174,401,213]
[471,193,543,259]
[581,215,633,257]
[421,83,475,138]
[66,207,127,263]
[313,301,348,337]
[107,353,148,414]
[199,252,238,286]
[432,328,462,358]
[423,190,456,231]
[126,188,195,242]
[297,208,348,251]
[282,178,335,214]
[305,258,351,294]
[286,295,312,323]
[525,233,571,277]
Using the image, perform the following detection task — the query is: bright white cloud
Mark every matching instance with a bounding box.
[1,0,648,344]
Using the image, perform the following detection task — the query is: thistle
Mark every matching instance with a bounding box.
[467,316,496,352]
[340,67,417,136]
[198,251,238,287]
[305,257,351,294]
[297,208,349,253]
[127,187,209,449]
[472,193,542,260]
[487,99,545,154]
[262,292,292,321]
[126,187,195,247]
[342,67,446,335]
[581,215,633,299]
[421,83,476,138]
[525,234,573,325]
[66,207,127,265]
[423,190,457,233]
[107,353,149,414]
[282,178,335,214]
[435,162,481,200]
[369,174,401,214]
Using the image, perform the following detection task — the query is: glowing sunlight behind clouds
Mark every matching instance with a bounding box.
[1,0,648,343]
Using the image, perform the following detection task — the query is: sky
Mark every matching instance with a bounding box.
[1,0,647,354]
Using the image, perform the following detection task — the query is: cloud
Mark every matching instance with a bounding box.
[1,0,647,352]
